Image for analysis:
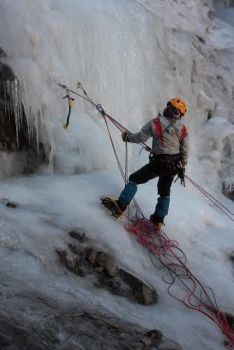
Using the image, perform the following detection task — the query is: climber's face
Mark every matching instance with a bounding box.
[163,102,181,119]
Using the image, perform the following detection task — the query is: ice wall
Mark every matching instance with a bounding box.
[0,0,233,188]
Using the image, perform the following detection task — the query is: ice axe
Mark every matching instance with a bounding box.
[58,84,75,129]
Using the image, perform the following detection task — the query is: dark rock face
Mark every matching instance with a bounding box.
[221,134,234,201]
[0,48,47,174]
[0,269,182,350]
[56,228,158,306]
[230,251,234,261]
[0,47,7,58]
[222,184,234,201]
[0,63,23,151]
[0,296,183,350]
[213,0,234,10]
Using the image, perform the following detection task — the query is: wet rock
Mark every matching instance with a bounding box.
[96,252,108,267]
[222,183,234,201]
[57,231,158,306]
[0,198,18,208]
[141,336,153,347]
[94,266,104,274]
[6,201,17,208]
[105,256,118,277]
[75,256,94,277]
[55,249,75,271]
[97,255,117,277]
[68,229,86,242]
[106,278,121,290]
[87,248,98,265]
[0,295,184,350]
[68,243,85,257]
[63,245,94,277]
[141,285,157,305]
[0,333,10,347]
[95,252,118,277]
[120,269,158,305]
[0,47,7,57]
[196,34,205,43]
[74,264,88,277]
[144,329,163,346]
[97,275,121,293]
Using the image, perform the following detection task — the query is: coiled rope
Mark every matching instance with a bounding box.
[125,215,234,347]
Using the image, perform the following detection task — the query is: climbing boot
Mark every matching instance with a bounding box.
[101,197,126,219]
[153,222,163,231]
[150,214,163,231]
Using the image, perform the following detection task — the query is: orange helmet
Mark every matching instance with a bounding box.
[168,98,187,116]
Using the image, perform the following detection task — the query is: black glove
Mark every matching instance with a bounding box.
[122,131,131,142]
[176,160,186,186]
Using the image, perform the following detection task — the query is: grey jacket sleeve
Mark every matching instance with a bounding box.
[179,131,189,165]
[127,121,154,143]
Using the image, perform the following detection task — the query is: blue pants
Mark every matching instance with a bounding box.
[118,155,179,223]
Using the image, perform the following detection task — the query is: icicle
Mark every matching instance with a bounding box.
[3,78,23,148]
[20,80,46,154]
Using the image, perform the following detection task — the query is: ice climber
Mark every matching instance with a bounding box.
[102,98,189,230]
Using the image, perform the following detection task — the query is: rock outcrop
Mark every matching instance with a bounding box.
[56,228,158,306]
[0,299,183,350]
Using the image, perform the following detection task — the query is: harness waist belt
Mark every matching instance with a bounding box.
[153,153,180,161]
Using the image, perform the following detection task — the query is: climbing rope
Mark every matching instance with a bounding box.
[185,175,234,222]
[58,82,234,346]
[102,114,126,182]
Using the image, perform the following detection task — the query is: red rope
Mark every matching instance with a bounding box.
[125,216,234,348]
[104,112,151,151]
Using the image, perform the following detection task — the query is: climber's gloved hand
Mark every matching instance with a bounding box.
[178,167,185,186]
[176,160,186,187]
[122,131,131,142]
